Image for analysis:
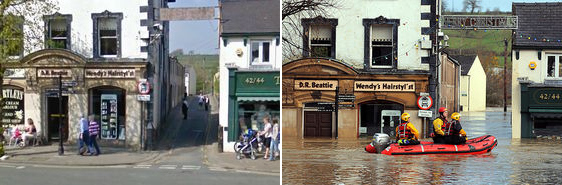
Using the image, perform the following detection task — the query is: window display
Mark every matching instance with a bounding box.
[237,102,279,136]
[90,88,125,140]
[101,94,118,139]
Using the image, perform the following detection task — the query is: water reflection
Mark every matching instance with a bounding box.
[282,110,562,184]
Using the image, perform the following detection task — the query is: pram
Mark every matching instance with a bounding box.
[234,129,259,160]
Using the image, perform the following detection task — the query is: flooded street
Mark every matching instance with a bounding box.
[282,109,562,184]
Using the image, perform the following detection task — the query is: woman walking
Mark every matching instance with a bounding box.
[88,115,101,156]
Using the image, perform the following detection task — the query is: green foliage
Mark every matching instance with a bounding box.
[176,54,219,94]
[444,29,512,66]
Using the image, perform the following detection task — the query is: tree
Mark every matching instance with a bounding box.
[441,0,448,13]
[463,0,481,14]
[170,49,184,57]
[0,0,57,156]
[282,0,340,61]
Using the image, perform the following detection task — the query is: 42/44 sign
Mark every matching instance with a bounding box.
[245,77,265,84]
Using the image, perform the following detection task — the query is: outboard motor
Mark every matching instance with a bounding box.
[365,133,391,153]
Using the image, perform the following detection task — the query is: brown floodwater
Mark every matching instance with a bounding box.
[282,111,562,184]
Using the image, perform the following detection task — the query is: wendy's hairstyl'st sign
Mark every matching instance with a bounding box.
[354,81,415,92]
[441,15,518,29]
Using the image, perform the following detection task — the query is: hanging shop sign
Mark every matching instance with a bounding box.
[294,80,338,91]
[37,69,72,78]
[354,81,415,92]
[85,69,136,78]
[1,86,24,126]
[441,15,518,29]
[417,93,433,110]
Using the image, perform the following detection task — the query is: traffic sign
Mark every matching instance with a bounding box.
[417,94,433,110]
[138,79,150,95]
[137,95,151,101]
[338,104,355,108]
[418,110,433,118]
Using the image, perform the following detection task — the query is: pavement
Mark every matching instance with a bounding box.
[0,94,280,176]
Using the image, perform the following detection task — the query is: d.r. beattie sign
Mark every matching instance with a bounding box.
[354,81,415,92]
[37,69,72,78]
[294,80,338,91]
[441,15,518,29]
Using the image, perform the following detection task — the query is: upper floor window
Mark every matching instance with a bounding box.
[301,18,338,59]
[0,15,24,57]
[309,25,332,58]
[44,14,72,49]
[546,54,562,78]
[363,17,399,69]
[251,40,270,65]
[92,11,122,58]
[371,25,393,68]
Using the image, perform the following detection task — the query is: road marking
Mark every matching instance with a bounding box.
[15,166,25,169]
[0,164,17,168]
[159,165,177,169]
[133,164,152,169]
[181,165,201,170]
[208,167,228,172]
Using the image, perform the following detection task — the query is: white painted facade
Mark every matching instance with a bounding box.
[511,49,562,138]
[18,0,148,59]
[460,56,487,112]
[283,0,432,70]
[219,37,281,152]
[184,64,197,96]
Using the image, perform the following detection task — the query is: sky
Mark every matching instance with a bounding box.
[169,0,219,55]
[168,0,562,55]
[447,0,562,12]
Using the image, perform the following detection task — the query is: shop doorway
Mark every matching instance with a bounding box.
[359,100,403,137]
[47,96,69,142]
[304,111,332,137]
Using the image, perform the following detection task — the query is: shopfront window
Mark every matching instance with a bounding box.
[237,102,280,136]
[89,87,126,140]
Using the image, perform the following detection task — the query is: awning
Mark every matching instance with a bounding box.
[237,97,279,102]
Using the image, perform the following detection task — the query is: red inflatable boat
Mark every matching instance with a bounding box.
[379,135,497,155]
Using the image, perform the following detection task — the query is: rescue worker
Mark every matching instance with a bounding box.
[443,112,467,144]
[431,107,449,144]
[395,113,420,146]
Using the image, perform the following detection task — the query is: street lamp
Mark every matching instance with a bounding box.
[58,74,64,155]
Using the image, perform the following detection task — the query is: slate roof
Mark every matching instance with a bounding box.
[451,55,476,75]
[513,3,562,48]
[220,0,280,36]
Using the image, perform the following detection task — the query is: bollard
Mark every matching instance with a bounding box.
[218,126,223,153]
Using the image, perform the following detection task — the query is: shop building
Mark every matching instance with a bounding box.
[512,3,562,138]
[218,0,281,152]
[2,0,183,150]
[282,0,443,139]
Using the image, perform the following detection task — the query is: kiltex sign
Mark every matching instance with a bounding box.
[294,80,338,90]
[86,69,136,78]
[441,15,518,29]
[355,81,415,92]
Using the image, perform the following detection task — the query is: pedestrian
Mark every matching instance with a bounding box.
[269,117,279,161]
[204,95,209,111]
[259,115,272,159]
[78,115,90,155]
[198,94,204,108]
[88,115,101,156]
[22,118,37,147]
[442,112,467,144]
[182,97,189,120]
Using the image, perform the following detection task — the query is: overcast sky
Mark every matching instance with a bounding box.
[447,0,562,12]
[168,0,562,55]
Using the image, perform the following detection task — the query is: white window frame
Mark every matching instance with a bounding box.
[370,25,394,69]
[249,40,272,65]
[98,17,118,58]
[545,53,562,79]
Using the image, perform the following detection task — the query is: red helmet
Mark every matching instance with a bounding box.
[365,144,376,153]
[439,107,448,113]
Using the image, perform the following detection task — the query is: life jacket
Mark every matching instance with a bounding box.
[441,118,453,136]
[397,122,414,139]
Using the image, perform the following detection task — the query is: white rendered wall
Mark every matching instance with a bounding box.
[21,0,148,59]
[283,0,431,70]
[467,56,486,111]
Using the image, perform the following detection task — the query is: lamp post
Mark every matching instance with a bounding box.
[58,74,64,155]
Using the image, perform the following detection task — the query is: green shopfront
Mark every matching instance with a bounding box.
[519,82,562,138]
[227,68,280,142]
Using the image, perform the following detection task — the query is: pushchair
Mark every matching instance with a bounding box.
[234,129,259,160]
